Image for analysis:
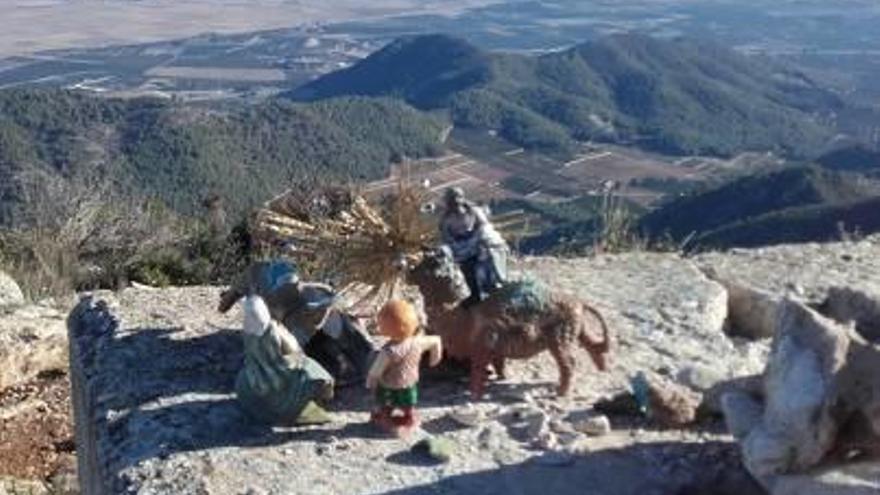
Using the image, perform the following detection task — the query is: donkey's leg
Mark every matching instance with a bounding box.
[492,357,507,380]
[548,341,575,397]
[578,331,608,371]
[469,353,491,399]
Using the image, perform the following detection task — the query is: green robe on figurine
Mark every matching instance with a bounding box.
[236,295,335,425]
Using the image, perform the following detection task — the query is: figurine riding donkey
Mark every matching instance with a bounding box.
[230,183,611,416]
[439,187,509,308]
[401,247,610,398]
[425,188,612,398]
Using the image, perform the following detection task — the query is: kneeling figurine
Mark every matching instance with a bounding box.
[220,260,375,385]
[367,299,442,437]
[236,294,335,425]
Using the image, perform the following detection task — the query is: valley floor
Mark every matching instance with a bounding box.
[0,0,499,58]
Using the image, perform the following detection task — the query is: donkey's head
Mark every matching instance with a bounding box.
[396,246,468,306]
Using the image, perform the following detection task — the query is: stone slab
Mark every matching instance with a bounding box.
[695,237,880,306]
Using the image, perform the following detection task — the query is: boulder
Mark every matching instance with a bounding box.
[0,271,24,308]
[703,374,762,417]
[718,281,780,340]
[695,238,880,308]
[821,286,880,342]
[0,303,68,390]
[735,299,850,477]
[721,391,764,440]
[722,297,880,493]
[633,371,702,427]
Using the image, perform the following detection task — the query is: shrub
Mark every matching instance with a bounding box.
[0,174,250,299]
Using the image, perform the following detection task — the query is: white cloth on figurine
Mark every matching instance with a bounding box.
[243,295,273,337]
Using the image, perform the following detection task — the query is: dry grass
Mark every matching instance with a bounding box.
[592,192,646,255]
[0,170,199,300]
[837,220,865,243]
[549,191,684,257]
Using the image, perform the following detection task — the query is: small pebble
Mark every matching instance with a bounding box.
[574,415,612,437]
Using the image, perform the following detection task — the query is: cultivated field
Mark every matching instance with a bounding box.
[145,66,287,82]
[0,0,501,58]
[369,130,781,211]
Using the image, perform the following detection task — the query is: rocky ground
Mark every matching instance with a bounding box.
[0,371,77,490]
[70,286,763,495]
[4,235,879,494]
[0,298,78,494]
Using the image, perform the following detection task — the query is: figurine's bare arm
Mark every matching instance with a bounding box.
[276,322,303,356]
[417,335,443,367]
[366,352,389,390]
[472,204,490,229]
[218,265,259,313]
[218,288,243,313]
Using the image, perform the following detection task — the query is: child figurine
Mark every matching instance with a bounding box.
[367,299,442,436]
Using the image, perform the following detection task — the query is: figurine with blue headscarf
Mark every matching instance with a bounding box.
[236,294,335,425]
[219,260,376,385]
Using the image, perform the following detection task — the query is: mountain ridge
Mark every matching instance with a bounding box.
[292,33,839,157]
[639,164,880,248]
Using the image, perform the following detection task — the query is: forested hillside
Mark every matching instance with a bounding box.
[817,145,880,176]
[694,196,880,248]
[0,89,446,226]
[639,165,880,248]
[292,33,838,158]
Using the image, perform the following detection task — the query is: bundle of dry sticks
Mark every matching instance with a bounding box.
[251,180,437,308]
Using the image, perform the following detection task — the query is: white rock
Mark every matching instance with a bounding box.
[448,406,483,428]
[477,423,507,451]
[723,296,880,495]
[0,303,68,390]
[524,411,551,440]
[573,415,611,437]
[676,364,728,393]
[0,271,24,308]
[736,300,849,477]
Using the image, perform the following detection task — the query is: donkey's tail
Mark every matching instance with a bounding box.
[578,303,611,370]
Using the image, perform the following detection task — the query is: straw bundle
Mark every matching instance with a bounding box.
[252,179,437,308]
